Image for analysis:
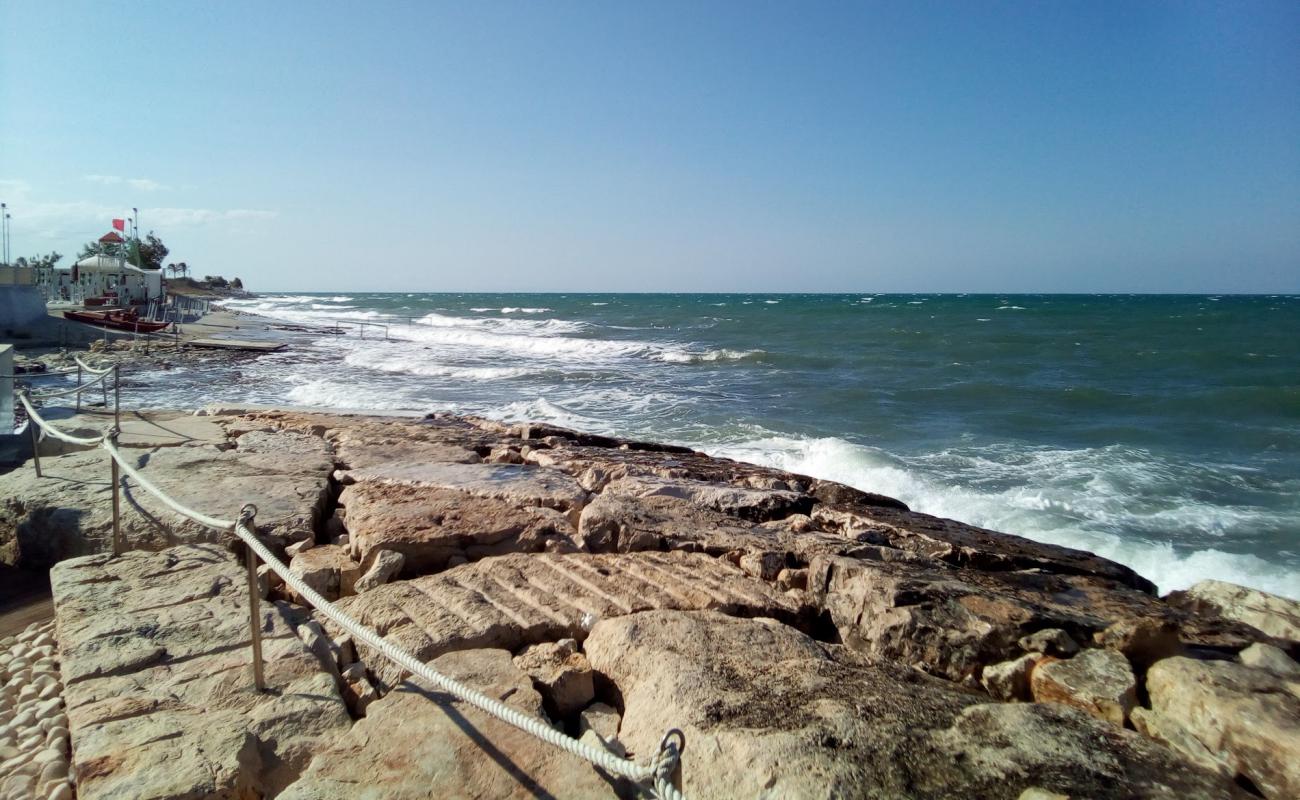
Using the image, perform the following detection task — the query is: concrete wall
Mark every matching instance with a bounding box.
[0,344,12,432]
[0,285,49,331]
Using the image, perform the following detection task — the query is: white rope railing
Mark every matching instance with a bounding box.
[19,391,688,799]
[31,366,113,399]
[74,355,116,375]
[17,394,105,446]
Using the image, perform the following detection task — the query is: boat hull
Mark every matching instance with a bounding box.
[63,310,172,334]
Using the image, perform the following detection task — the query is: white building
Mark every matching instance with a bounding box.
[49,254,163,306]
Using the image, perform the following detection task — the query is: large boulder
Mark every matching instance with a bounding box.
[278,648,619,799]
[583,610,1236,799]
[1165,580,1300,646]
[1145,655,1300,799]
[50,544,352,799]
[1029,649,1137,726]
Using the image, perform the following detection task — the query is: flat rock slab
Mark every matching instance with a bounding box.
[50,544,352,799]
[334,551,807,690]
[279,648,619,799]
[0,424,332,565]
[585,610,1237,800]
[345,461,589,514]
[339,481,579,576]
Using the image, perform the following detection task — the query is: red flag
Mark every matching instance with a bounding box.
[112,218,125,231]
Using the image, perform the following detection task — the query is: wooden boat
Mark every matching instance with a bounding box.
[63,308,171,334]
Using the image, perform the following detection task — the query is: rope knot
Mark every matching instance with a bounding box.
[650,728,685,799]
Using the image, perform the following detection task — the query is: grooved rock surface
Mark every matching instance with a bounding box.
[333,550,807,691]
[50,544,352,799]
[278,648,618,799]
[1145,655,1300,799]
[584,610,1236,799]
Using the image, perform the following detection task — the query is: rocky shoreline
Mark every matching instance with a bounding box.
[0,406,1297,798]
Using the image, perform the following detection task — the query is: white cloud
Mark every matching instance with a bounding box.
[127,178,165,192]
[83,174,168,191]
[0,181,276,245]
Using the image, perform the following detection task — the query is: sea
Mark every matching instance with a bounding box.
[126,293,1300,600]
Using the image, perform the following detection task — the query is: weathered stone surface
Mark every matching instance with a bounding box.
[585,610,1235,799]
[810,502,1157,592]
[512,638,594,719]
[278,648,618,799]
[354,548,404,592]
[1130,707,1234,782]
[808,554,1252,681]
[1018,628,1079,657]
[1146,655,1300,799]
[50,544,352,799]
[1093,618,1183,668]
[339,481,580,576]
[347,460,589,515]
[601,474,813,522]
[1237,642,1300,677]
[0,422,331,566]
[288,544,360,602]
[980,652,1042,701]
[333,551,806,691]
[1030,649,1136,726]
[1166,579,1300,645]
[577,702,624,757]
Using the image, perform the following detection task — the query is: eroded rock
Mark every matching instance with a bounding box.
[289,544,361,602]
[278,648,619,799]
[340,481,579,576]
[1166,579,1300,645]
[585,610,1234,799]
[1146,655,1300,799]
[512,638,594,719]
[1030,649,1136,726]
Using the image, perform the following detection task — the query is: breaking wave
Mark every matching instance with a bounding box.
[708,434,1300,599]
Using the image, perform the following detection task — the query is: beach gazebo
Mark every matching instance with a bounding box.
[69,250,161,306]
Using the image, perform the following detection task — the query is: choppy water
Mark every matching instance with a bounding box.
[125,293,1300,599]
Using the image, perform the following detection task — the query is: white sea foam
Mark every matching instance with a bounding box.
[709,434,1300,600]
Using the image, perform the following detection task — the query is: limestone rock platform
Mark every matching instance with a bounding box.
[1,407,1296,798]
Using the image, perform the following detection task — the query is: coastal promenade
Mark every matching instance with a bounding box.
[1,380,1298,798]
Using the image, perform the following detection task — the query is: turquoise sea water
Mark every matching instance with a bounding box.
[135,293,1300,598]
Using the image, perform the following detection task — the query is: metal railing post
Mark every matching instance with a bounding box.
[240,504,266,692]
[113,364,121,431]
[109,434,122,557]
[74,363,82,413]
[100,363,109,408]
[28,413,42,477]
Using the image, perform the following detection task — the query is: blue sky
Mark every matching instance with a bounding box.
[2,1,1297,292]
